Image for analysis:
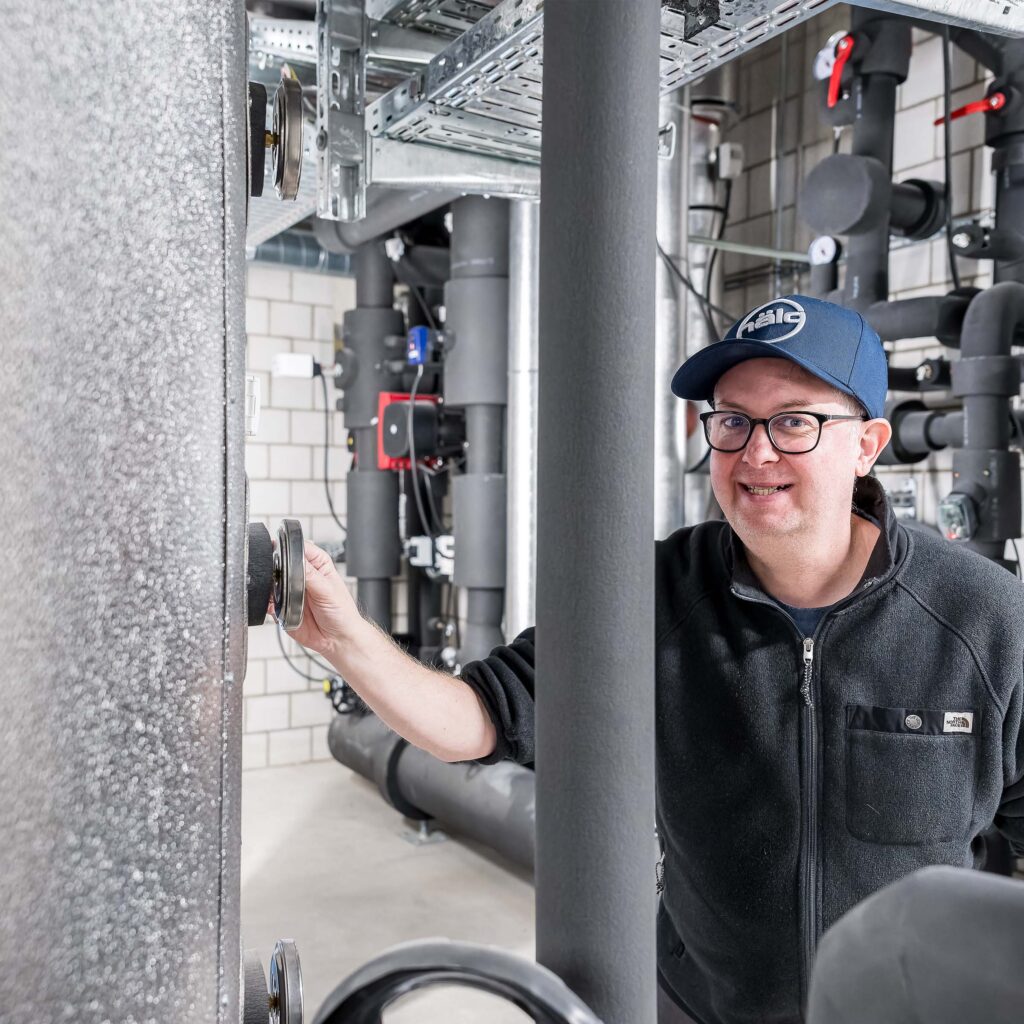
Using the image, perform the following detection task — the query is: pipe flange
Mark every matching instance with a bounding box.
[242,949,270,1024]
[247,522,275,626]
[274,519,305,630]
[269,939,304,1024]
[272,69,304,201]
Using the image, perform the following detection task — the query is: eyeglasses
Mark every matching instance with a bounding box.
[699,410,867,454]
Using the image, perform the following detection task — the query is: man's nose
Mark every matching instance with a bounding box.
[742,422,778,466]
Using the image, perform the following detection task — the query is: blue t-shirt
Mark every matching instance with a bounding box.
[774,600,832,638]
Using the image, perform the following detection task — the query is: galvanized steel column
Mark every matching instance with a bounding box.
[506,199,540,638]
[655,91,690,539]
[0,2,248,1021]
[535,2,660,1022]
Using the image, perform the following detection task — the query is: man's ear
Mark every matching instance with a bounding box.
[856,418,893,476]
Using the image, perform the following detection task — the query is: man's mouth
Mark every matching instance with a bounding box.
[740,483,793,496]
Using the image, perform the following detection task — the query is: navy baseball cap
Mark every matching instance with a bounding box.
[671,294,887,420]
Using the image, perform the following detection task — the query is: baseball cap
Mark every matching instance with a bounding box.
[670,294,887,420]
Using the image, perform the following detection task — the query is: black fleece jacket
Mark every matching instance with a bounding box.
[459,476,1024,1024]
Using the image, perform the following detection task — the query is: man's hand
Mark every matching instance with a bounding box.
[285,542,364,658]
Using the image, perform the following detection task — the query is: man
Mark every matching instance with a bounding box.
[288,295,1024,1024]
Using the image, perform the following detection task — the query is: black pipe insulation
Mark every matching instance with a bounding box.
[314,187,461,253]
[327,711,536,871]
[808,866,1024,1024]
[337,243,406,628]
[863,293,973,345]
[951,282,1024,560]
[444,196,510,664]
[842,12,911,310]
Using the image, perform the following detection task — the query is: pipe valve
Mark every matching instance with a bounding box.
[934,91,1007,126]
[827,34,855,109]
[246,519,306,630]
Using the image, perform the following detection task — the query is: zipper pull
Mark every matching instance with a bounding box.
[800,637,814,706]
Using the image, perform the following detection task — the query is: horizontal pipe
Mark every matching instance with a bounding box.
[863,294,971,344]
[248,229,354,275]
[689,234,810,264]
[315,187,461,252]
[328,712,536,870]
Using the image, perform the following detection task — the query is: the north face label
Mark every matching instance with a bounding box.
[943,711,974,734]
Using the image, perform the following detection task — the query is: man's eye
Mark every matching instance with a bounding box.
[722,416,747,429]
[778,415,813,429]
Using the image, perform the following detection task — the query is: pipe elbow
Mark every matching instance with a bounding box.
[960,280,1024,357]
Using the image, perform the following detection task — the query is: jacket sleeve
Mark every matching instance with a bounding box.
[458,627,535,766]
[995,674,1024,857]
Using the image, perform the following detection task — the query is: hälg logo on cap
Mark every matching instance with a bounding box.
[735,298,806,343]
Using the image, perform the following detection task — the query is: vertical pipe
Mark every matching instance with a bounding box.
[0,2,246,1019]
[445,196,510,663]
[655,90,690,539]
[536,2,660,1021]
[339,243,405,629]
[506,200,540,639]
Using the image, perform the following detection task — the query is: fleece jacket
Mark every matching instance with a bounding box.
[459,475,1024,1024]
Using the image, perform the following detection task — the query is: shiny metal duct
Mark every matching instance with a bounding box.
[0,4,248,1021]
[506,199,540,639]
[655,91,690,540]
[683,66,735,526]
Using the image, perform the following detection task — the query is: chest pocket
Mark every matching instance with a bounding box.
[845,704,978,845]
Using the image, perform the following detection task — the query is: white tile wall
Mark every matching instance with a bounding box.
[242,264,358,770]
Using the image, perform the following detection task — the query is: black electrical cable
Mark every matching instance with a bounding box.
[703,178,733,330]
[942,26,963,291]
[276,620,336,682]
[656,240,737,332]
[319,372,347,536]
[407,363,443,539]
[392,254,437,330]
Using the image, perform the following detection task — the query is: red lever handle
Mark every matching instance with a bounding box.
[827,35,855,109]
[934,91,1006,125]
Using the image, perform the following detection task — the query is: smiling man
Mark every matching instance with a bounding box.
[290,294,1024,1024]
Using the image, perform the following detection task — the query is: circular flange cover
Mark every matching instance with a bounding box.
[270,939,304,1024]
[273,70,304,201]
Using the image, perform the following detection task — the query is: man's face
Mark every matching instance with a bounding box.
[709,358,884,545]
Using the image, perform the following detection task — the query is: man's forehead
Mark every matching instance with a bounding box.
[713,359,837,406]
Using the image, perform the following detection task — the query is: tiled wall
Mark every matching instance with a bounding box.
[721,6,998,530]
[242,264,355,770]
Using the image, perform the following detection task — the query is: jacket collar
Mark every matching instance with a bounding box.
[726,475,904,603]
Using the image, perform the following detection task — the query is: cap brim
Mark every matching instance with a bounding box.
[670,340,862,409]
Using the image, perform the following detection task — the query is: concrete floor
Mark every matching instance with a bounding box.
[241,760,536,1022]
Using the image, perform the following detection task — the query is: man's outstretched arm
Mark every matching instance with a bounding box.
[288,542,498,763]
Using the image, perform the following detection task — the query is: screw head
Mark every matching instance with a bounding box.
[952,231,971,249]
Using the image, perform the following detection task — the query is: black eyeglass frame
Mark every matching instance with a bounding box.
[699,410,868,454]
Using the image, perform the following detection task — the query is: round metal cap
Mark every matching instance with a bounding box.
[269,939,303,1024]
[274,519,305,631]
[272,69,304,201]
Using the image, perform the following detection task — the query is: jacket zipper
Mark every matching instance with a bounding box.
[799,636,817,1007]
[730,584,826,1010]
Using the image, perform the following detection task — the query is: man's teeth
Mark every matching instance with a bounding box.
[744,484,789,495]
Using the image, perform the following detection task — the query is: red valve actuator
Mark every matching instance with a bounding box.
[934,91,1006,125]
[827,35,855,109]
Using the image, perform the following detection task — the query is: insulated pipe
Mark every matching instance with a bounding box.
[684,69,735,526]
[655,90,690,539]
[506,200,540,640]
[536,3,659,1022]
[315,186,462,252]
[862,293,972,345]
[338,243,405,627]
[250,228,355,275]
[444,196,510,664]
[951,282,1024,561]
[0,3,247,1019]
[327,712,536,870]
[842,12,911,309]
[808,866,1024,1024]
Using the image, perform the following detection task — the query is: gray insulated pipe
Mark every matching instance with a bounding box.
[950,282,1024,561]
[337,243,405,627]
[444,196,511,663]
[0,3,248,1019]
[327,712,536,870]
